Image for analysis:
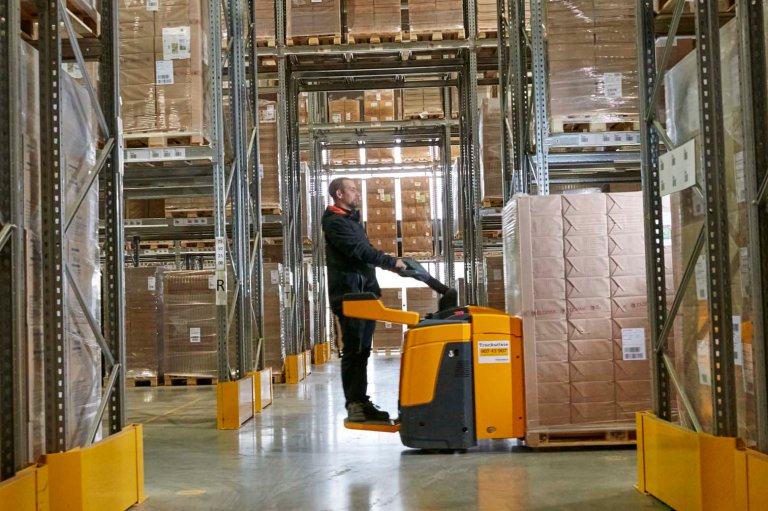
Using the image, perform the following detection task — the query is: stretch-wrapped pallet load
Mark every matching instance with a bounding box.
[407,0,463,35]
[254,0,275,40]
[373,288,404,350]
[366,177,398,256]
[485,253,505,311]
[161,270,228,378]
[665,19,758,445]
[262,263,285,374]
[126,267,165,380]
[480,97,502,201]
[400,145,433,162]
[400,177,433,256]
[348,0,401,37]
[119,0,207,135]
[477,0,498,33]
[504,193,658,439]
[259,100,280,206]
[62,67,102,448]
[287,0,341,39]
[402,88,443,119]
[546,0,638,126]
[363,90,396,163]
[21,41,45,461]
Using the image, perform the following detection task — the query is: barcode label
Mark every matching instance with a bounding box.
[208,275,216,290]
[734,316,743,366]
[190,327,201,343]
[694,255,708,301]
[146,0,159,10]
[156,60,174,85]
[147,276,156,291]
[604,73,623,98]
[734,151,746,203]
[621,328,647,361]
[697,340,711,385]
[385,322,392,328]
[162,26,191,60]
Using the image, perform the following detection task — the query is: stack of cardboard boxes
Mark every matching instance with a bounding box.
[259,100,281,206]
[547,0,638,124]
[366,177,398,256]
[363,90,396,163]
[400,177,433,256]
[402,88,443,119]
[348,0,401,36]
[406,287,439,319]
[400,146,433,162]
[508,193,653,435]
[373,288,405,350]
[485,253,505,311]
[161,270,222,378]
[407,0,463,34]
[119,0,206,134]
[477,0,498,33]
[126,267,165,380]
[254,0,275,40]
[287,0,341,38]
[481,97,502,201]
[329,98,362,164]
[262,263,285,375]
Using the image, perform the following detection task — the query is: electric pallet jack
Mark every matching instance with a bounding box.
[342,259,526,450]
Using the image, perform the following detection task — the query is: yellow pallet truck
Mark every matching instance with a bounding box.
[342,259,525,450]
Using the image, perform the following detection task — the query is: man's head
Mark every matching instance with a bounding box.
[328,177,360,210]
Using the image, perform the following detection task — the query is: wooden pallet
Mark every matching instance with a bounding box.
[483,230,503,239]
[271,371,286,384]
[348,32,402,44]
[287,34,342,46]
[402,251,435,259]
[482,197,504,208]
[551,116,640,134]
[403,113,445,121]
[255,37,276,48]
[478,30,498,40]
[180,240,215,249]
[525,428,637,449]
[127,376,160,387]
[123,132,207,149]
[21,0,100,38]
[372,346,401,356]
[405,29,465,42]
[164,375,217,386]
[261,205,282,216]
[166,209,214,219]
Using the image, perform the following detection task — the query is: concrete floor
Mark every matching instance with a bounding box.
[128,356,669,511]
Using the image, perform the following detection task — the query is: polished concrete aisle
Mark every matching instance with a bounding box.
[128,356,669,511]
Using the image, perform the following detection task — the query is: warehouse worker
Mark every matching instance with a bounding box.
[322,177,407,423]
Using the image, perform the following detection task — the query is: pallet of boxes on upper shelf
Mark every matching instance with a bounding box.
[405,0,464,41]
[119,0,208,149]
[259,99,282,211]
[286,0,341,46]
[347,0,402,44]
[546,0,640,134]
[366,177,399,257]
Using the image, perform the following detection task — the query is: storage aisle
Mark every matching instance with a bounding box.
[128,357,668,511]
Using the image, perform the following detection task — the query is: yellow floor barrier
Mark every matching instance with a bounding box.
[248,368,273,413]
[637,412,768,511]
[217,376,255,430]
[285,353,306,384]
[0,464,49,511]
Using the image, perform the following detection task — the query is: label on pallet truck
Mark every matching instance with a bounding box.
[477,341,510,364]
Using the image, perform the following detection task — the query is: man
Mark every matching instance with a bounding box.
[322,177,406,422]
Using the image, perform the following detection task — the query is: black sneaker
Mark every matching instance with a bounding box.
[362,400,390,421]
[346,402,366,422]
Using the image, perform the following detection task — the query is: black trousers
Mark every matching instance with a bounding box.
[335,313,376,406]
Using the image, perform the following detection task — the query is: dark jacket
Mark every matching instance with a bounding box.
[322,205,398,314]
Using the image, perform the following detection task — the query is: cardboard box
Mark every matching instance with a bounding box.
[569,360,615,382]
[570,381,616,403]
[568,339,614,361]
[571,402,616,423]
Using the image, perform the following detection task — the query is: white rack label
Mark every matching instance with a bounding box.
[478,340,510,364]
[697,340,711,385]
[621,328,647,361]
[733,316,744,366]
[155,60,174,85]
[734,151,746,203]
[695,254,708,301]
[125,147,186,161]
[190,327,201,343]
[740,247,750,297]
[208,275,216,290]
[147,276,156,291]
[146,0,159,10]
[271,270,279,285]
[604,73,623,98]
[660,138,696,196]
[173,217,208,226]
[162,27,191,60]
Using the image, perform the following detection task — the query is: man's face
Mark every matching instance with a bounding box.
[336,180,360,210]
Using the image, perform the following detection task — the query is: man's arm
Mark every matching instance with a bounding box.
[325,216,399,269]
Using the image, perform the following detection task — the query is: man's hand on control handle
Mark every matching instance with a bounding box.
[393,259,407,271]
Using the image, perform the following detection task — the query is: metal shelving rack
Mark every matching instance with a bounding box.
[637,0,767,449]
[0,0,23,482]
